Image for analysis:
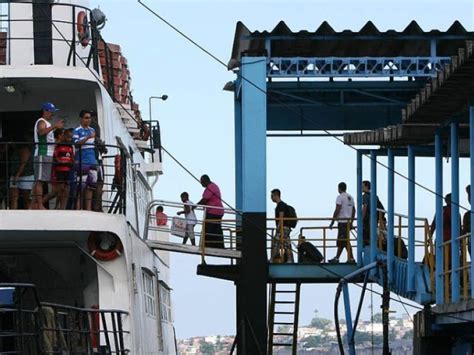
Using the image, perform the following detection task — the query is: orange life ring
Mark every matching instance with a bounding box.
[87,232,124,262]
[77,11,91,47]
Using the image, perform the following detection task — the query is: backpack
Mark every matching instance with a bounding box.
[286,204,297,228]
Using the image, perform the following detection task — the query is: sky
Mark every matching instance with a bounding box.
[91,0,474,339]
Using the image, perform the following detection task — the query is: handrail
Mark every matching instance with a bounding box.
[144,199,239,241]
[143,199,435,266]
[377,208,428,222]
[439,232,471,302]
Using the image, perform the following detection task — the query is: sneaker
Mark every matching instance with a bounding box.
[347,258,356,264]
[328,257,339,264]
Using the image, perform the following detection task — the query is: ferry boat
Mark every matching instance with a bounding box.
[0,1,176,353]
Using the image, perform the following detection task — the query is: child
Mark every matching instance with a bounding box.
[45,129,74,209]
[177,192,197,246]
[42,128,64,208]
[156,206,168,226]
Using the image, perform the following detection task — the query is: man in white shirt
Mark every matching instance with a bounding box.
[329,182,355,263]
[31,102,64,209]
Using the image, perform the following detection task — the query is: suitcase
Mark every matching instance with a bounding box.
[298,242,324,263]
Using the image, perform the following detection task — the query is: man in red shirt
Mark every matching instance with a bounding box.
[197,174,225,249]
[430,193,461,276]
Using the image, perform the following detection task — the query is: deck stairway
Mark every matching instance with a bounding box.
[365,248,433,305]
[116,104,149,150]
[267,283,301,355]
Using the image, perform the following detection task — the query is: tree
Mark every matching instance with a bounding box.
[303,334,335,348]
[402,329,414,340]
[309,310,332,329]
[200,340,215,354]
[371,312,383,323]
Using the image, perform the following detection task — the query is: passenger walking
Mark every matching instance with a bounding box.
[328,182,355,263]
[197,174,225,249]
[177,192,197,246]
[8,141,34,209]
[73,110,98,211]
[156,206,168,226]
[31,102,64,209]
[361,180,386,246]
[270,188,295,263]
[430,193,462,274]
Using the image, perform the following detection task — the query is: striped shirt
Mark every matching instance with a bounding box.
[34,118,55,157]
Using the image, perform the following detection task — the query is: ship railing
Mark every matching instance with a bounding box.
[0,283,130,354]
[144,199,242,263]
[0,141,127,214]
[0,1,122,100]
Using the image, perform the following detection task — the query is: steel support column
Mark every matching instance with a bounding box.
[407,146,415,293]
[342,284,355,355]
[357,151,363,266]
[234,88,242,212]
[387,149,395,284]
[451,122,460,303]
[470,107,474,298]
[370,151,377,265]
[236,56,267,355]
[435,130,444,305]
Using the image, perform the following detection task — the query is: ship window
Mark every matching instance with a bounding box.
[142,269,156,318]
[159,281,172,323]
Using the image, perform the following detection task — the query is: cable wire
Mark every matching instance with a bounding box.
[137,0,471,214]
[31,0,474,332]
[135,0,474,326]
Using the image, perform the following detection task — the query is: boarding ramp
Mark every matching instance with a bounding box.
[143,200,242,261]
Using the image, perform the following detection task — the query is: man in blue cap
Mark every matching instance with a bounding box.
[31,102,64,209]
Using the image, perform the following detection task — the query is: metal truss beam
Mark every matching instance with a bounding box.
[268,56,451,78]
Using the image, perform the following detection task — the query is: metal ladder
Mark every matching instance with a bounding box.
[268,283,301,355]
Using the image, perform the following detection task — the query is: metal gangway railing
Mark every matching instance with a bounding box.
[266,210,432,262]
[440,231,472,302]
[0,283,129,354]
[144,200,242,263]
[142,200,438,275]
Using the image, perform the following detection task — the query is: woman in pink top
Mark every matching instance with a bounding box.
[197,174,225,249]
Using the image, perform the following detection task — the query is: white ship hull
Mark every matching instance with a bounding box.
[0,1,175,353]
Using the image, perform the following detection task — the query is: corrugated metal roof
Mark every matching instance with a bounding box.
[229,21,474,69]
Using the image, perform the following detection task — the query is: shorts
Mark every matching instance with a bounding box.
[55,171,70,183]
[97,160,104,183]
[77,165,98,190]
[185,224,195,240]
[337,223,351,248]
[9,175,34,190]
[33,156,53,182]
